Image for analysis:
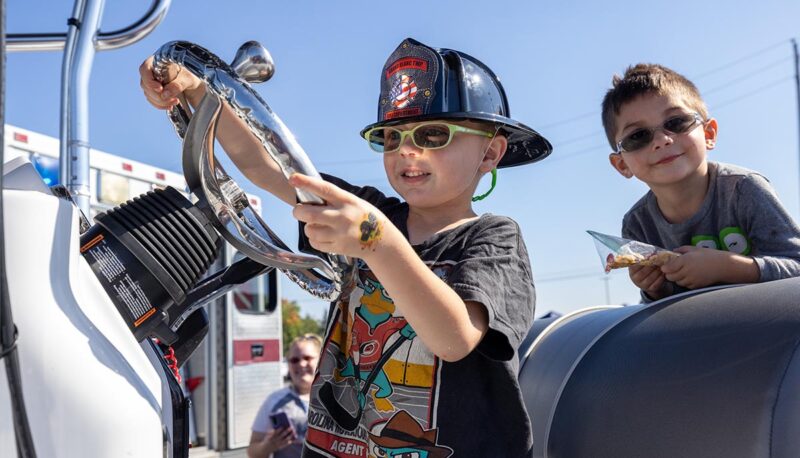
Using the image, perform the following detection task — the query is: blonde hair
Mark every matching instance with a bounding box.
[288,333,322,354]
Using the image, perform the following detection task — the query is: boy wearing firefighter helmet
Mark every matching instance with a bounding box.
[140,37,550,457]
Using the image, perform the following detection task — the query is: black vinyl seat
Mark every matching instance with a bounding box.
[517,312,560,364]
[519,277,800,458]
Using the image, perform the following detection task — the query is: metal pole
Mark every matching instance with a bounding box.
[60,0,105,215]
[6,0,171,216]
[793,39,800,215]
[1,2,38,454]
[6,0,171,53]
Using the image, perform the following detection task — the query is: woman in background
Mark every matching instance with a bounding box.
[248,334,322,458]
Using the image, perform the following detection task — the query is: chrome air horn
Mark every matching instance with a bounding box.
[152,41,352,301]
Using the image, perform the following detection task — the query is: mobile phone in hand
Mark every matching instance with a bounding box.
[269,411,294,433]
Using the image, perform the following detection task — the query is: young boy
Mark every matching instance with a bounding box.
[602,63,800,301]
[140,38,551,457]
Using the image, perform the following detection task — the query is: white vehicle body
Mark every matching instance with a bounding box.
[0,157,168,457]
[1,125,283,456]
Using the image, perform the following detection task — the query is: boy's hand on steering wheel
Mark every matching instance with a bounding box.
[290,174,390,259]
[138,56,204,110]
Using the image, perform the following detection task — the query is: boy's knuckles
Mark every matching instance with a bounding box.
[144,96,168,109]
[318,182,340,199]
[165,81,183,95]
[291,206,304,220]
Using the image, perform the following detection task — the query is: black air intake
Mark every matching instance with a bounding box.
[80,186,220,343]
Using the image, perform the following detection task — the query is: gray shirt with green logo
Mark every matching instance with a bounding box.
[622,161,800,298]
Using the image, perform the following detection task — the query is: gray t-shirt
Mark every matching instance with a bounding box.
[622,161,800,298]
[252,386,309,458]
[300,175,536,458]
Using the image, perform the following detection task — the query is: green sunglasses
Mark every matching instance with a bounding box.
[363,122,495,153]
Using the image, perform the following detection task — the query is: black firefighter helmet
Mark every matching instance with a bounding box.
[360,38,552,168]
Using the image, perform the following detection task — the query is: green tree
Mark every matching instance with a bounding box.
[281,299,324,353]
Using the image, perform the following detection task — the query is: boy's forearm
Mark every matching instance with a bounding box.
[750,255,800,282]
[362,224,488,362]
[185,87,296,205]
[720,253,760,284]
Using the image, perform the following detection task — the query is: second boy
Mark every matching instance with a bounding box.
[603,63,800,301]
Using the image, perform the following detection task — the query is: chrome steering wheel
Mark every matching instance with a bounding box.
[152,40,352,301]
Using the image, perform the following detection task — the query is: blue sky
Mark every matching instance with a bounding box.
[6,1,800,319]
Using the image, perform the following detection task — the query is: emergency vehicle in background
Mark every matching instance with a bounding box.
[4,123,283,455]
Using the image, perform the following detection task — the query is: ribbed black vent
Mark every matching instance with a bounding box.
[94,186,220,302]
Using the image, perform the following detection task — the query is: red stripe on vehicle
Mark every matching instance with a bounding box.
[233,339,280,365]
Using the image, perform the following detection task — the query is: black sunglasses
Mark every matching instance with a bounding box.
[616,112,704,153]
[288,355,316,364]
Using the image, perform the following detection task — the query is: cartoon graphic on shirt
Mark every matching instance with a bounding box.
[341,274,416,412]
[307,260,459,457]
[368,410,453,458]
[690,227,751,255]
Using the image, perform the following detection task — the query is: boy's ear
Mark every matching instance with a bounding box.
[480,135,508,173]
[704,118,718,150]
[609,153,634,179]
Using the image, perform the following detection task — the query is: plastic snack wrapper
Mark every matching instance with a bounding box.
[587,230,680,273]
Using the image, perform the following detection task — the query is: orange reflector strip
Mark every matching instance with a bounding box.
[80,234,104,253]
[134,307,157,327]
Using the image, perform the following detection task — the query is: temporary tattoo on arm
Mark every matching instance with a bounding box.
[359,212,383,251]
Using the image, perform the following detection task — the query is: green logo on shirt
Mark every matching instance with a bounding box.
[720,227,751,255]
[690,227,750,255]
[690,235,719,249]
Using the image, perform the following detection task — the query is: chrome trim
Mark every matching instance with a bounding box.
[157,41,352,301]
[6,0,171,52]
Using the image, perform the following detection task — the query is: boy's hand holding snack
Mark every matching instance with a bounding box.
[589,230,683,300]
[662,245,759,290]
[629,264,671,300]
[607,240,760,299]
